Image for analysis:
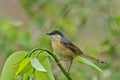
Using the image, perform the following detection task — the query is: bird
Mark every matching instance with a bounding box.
[47,30,106,73]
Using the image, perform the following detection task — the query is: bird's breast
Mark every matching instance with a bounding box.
[52,39,76,60]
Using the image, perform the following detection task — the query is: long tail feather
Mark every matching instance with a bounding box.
[81,53,106,64]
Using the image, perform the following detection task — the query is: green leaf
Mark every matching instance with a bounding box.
[35,53,55,80]
[75,56,102,72]
[0,51,28,80]
[16,58,32,75]
[31,58,46,72]
[1,50,55,80]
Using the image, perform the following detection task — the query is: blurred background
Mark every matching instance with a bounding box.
[0,0,120,80]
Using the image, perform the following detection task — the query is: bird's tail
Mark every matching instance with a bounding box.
[81,53,106,64]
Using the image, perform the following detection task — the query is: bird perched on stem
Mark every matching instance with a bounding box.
[47,30,106,73]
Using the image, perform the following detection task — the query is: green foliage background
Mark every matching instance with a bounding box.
[0,0,120,80]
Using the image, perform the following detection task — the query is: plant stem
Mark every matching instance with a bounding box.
[27,48,72,80]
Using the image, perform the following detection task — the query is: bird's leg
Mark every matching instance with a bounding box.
[67,60,73,74]
[57,58,73,74]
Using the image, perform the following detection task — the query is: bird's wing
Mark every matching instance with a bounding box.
[61,37,83,54]
[61,37,107,64]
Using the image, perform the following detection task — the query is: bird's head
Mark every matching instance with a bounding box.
[47,30,64,40]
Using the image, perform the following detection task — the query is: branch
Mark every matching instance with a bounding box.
[27,48,72,80]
